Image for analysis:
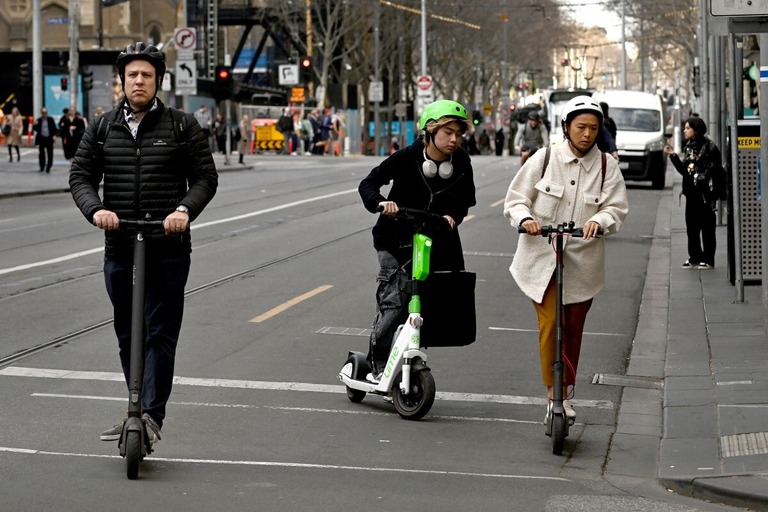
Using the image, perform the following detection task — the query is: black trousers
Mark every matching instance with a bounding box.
[684,194,717,266]
[104,251,191,427]
[38,138,54,171]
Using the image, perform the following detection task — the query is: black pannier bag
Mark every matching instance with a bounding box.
[418,270,476,347]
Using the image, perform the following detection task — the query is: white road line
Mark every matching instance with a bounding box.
[489,326,627,337]
[1,366,613,409]
[31,393,544,424]
[0,188,357,276]
[0,446,570,481]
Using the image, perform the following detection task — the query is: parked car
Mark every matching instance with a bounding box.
[592,89,672,189]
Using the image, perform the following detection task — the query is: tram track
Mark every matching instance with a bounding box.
[0,227,368,368]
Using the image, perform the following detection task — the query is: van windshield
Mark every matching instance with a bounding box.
[612,108,660,132]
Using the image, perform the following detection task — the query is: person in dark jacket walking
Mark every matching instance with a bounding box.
[33,107,58,173]
[358,99,476,379]
[69,42,218,444]
[664,117,726,269]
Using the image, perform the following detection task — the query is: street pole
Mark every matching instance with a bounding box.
[373,0,381,157]
[728,33,745,304]
[620,0,627,89]
[420,0,427,76]
[760,34,768,329]
[32,0,42,119]
[68,0,80,111]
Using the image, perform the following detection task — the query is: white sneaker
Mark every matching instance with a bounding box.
[563,400,576,421]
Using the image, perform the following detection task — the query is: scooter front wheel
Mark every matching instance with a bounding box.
[346,386,366,403]
[125,430,141,480]
[393,368,435,420]
[551,414,566,455]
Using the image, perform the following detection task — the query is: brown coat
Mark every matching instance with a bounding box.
[5,114,23,146]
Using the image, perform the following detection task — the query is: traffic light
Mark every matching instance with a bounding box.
[472,110,482,126]
[60,76,68,91]
[19,61,32,87]
[299,55,312,83]
[560,58,569,67]
[214,65,234,101]
[82,68,94,91]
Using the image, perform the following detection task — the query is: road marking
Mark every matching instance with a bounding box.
[491,198,505,208]
[0,366,613,409]
[0,446,570,481]
[31,393,544,424]
[250,285,333,323]
[0,189,357,276]
[489,326,627,337]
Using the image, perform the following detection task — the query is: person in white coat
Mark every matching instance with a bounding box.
[503,96,628,423]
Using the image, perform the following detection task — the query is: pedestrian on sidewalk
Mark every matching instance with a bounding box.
[5,107,24,162]
[237,114,252,164]
[33,107,58,173]
[504,96,628,423]
[664,117,726,270]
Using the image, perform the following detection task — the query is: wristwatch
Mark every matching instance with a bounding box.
[175,205,189,214]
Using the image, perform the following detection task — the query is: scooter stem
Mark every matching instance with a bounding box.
[128,232,147,418]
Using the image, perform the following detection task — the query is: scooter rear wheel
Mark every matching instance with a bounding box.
[125,430,141,480]
[393,368,435,420]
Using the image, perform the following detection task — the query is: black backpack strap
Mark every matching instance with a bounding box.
[540,146,551,178]
[601,151,606,189]
[168,107,189,145]
[96,115,109,146]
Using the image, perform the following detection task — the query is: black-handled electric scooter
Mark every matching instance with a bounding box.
[111,216,166,479]
[518,221,601,455]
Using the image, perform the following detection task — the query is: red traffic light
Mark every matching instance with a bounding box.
[60,77,68,91]
[217,68,230,80]
[300,56,312,70]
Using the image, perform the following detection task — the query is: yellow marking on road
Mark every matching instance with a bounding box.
[250,285,334,323]
[463,214,475,222]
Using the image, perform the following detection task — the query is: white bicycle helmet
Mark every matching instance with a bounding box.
[560,95,603,128]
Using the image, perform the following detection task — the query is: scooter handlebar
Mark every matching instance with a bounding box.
[115,218,166,232]
[517,221,603,238]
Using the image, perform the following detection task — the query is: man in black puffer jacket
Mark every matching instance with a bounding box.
[69,42,218,445]
[358,99,476,378]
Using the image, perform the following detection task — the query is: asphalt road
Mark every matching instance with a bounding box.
[0,154,735,511]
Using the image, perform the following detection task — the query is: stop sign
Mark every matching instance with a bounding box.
[417,75,432,91]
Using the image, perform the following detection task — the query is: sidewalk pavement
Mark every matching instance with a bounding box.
[2,154,767,510]
[0,146,251,199]
[605,165,768,511]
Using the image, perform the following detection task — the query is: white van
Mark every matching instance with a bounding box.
[592,90,671,189]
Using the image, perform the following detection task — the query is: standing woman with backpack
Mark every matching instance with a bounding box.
[664,117,727,269]
[503,96,628,424]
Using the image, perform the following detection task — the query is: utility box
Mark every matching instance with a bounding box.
[734,119,762,282]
